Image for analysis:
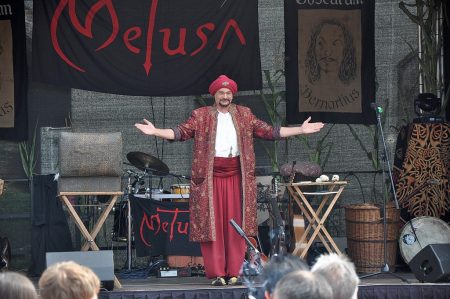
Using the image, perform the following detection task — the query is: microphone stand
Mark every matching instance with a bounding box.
[229,219,263,275]
[359,106,408,283]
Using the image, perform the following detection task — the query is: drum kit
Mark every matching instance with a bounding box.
[113,151,190,270]
[123,151,190,198]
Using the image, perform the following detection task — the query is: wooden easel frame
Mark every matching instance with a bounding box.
[58,191,123,288]
[283,181,347,258]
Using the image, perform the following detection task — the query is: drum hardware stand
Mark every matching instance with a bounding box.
[120,170,145,271]
[123,172,134,271]
[144,168,154,199]
[270,176,287,257]
[125,195,133,271]
[359,104,408,283]
[143,168,169,198]
[167,172,191,181]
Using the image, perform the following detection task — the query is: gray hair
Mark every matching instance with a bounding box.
[0,271,38,299]
[312,253,359,299]
[273,270,333,299]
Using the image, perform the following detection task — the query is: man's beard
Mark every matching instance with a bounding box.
[219,99,231,107]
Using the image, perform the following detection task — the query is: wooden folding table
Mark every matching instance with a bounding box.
[58,191,123,288]
[283,181,347,258]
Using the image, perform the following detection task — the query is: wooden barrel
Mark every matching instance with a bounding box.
[345,203,400,273]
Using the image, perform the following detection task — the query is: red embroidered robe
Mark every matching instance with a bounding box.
[172,104,281,242]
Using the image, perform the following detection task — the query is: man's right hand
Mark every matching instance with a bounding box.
[135,118,175,140]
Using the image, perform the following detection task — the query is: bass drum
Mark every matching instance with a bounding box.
[399,216,450,264]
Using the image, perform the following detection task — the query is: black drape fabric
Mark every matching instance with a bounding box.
[32,0,262,96]
[29,174,73,276]
[96,284,450,299]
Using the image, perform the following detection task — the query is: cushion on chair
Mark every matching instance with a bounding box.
[58,177,122,193]
[59,132,123,177]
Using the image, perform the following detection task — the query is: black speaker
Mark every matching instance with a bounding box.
[46,251,115,290]
[409,244,450,282]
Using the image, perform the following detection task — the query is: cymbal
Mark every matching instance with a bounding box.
[126,151,169,176]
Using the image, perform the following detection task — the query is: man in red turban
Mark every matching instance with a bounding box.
[135,75,324,286]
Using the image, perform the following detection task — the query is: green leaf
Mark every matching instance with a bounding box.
[18,123,38,179]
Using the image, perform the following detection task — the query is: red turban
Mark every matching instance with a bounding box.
[208,75,238,96]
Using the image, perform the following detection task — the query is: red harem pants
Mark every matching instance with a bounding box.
[200,156,246,278]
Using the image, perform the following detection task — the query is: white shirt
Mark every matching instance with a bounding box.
[215,111,239,157]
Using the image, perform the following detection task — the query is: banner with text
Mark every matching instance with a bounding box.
[0,0,28,141]
[285,0,375,124]
[130,196,201,257]
[32,0,262,96]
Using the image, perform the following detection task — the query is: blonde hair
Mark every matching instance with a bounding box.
[0,271,38,299]
[38,261,100,299]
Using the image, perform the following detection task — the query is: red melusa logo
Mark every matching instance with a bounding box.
[50,0,247,75]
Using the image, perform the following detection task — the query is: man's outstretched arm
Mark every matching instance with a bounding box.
[135,118,175,140]
[280,117,324,138]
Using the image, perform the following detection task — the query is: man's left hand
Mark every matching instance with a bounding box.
[300,117,324,134]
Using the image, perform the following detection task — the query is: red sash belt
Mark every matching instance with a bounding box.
[213,156,240,177]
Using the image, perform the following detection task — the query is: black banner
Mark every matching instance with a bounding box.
[0,0,28,141]
[32,0,262,96]
[130,196,201,257]
[284,1,375,124]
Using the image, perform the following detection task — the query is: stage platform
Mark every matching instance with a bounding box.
[97,272,450,299]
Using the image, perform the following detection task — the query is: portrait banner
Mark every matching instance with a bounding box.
[285,1,375,124]
[130,196,201,257]
[32,0,262,96]
[0,0,28,141]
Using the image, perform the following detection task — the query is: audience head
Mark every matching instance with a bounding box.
[38,261,100,299]
[311,253,359,299]
[0,271,38,299]
[260,254,309,299]
[273,270,333,299]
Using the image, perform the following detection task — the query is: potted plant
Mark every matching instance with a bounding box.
[259,69,286,173]
[18,124,38,193]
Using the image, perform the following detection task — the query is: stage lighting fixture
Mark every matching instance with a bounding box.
[414,93,441,116]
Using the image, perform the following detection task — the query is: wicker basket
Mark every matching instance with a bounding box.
[345,203,400,273]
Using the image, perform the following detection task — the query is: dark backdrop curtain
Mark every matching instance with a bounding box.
[29,174,73,276]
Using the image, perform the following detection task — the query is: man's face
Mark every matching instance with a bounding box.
[214,87,233,109]
[315,24,344,74]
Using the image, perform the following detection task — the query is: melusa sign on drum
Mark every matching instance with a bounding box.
[130,195,200,257]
